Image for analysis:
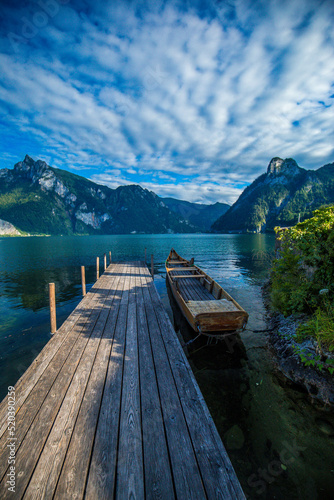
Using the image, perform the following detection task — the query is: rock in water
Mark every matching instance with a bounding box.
[224,424,245,450]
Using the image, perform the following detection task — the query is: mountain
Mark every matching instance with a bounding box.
[0,155,197,235]
[212,157,334,233]
[161,198,229,232]
[0,219,21,236]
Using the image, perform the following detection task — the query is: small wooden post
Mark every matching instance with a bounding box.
[81,266,86,296]
[151,254,154,280]
[145,248,147,264]
[49,283,57,334]
[96,257,99,280]
[109,251,112,264]
[104,253,107,271]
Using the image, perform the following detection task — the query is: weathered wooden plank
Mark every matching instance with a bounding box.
[141,268,206,499]
[0,267,121,498]
[115,262,145,499]
[143,266,246,499]
[52,266,126,499]
[184,279,208,301]
[0,267,120,439]
[171,269,214,302]
[168,260,189,264]
[137,265,175,500]
[0,261,245,500]
[184,276,214,300]
[84,267,130,499]
[177,278,203,302]
[168,267,198,271]
[172,274,206,279]
[0,267,119,443]
[24,265,124,499]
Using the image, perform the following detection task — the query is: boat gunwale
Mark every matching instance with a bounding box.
[165,248,248,334]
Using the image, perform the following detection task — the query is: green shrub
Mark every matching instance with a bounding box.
[271,206,334,315]
[270,206,334,360]
[296,301,334,352]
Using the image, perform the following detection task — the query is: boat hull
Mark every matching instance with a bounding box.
[166,249,248,335]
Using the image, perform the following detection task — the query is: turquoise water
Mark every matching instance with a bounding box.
[0,233,333,499]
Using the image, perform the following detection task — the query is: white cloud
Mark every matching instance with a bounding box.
[0,0,333,204]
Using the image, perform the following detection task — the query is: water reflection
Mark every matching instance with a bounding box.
[1,267,82,311]
[164,248,334,500]
[0,233,333,499]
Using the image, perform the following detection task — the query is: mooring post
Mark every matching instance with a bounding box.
[96,256,99,280]
[145,247,147,264]
[109,251,112,264]
[151,254,154,280]
[49,282,57,334]
[81,266,86,296]
[104,253,107,271]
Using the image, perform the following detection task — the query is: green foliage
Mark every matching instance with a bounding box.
[296,303,334,351]
[271,206,334,360]
[271,206,334,315]
[0,182,73,235]
[292,344,334,375]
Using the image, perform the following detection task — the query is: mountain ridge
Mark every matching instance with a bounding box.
[0,155,196,235]
[161,197,229,232]
[212,157,334,233]
[0,155,226,235]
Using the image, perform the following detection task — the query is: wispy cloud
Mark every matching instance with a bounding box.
[0,0,333,204]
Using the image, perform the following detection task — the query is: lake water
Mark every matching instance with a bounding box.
[0,233,333,499]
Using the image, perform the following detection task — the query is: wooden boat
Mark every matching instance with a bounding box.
[166,249,248,335]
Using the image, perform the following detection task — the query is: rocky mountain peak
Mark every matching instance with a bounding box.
[14,155,34,172]
[267,157,284,174]
[212,156,334,234]
[12,155,70,198]
[267,157,301,177]
[14,155,48,176]
[1,155,205,235]
[24,154,35,165]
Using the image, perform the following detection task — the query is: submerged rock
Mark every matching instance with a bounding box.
[267,312,334,407]
[315,418,334,436]
[224,424,245,450]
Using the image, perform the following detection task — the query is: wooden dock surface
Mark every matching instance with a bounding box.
[0,262,245,499]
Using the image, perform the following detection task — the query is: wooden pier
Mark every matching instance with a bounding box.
[0,261,245,499]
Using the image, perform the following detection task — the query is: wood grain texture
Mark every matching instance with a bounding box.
[137,267,175,500]
[166,249,248,333]
[0,261,245,500]
[0,275,111,439]
[0,267,120,499]
[24,264,124,500]
[53,265,124,499]
[144,265,246,500]
[84,267,130,499]
[141,271,206,499]
[115,263,145,499]
[0,269,119,484]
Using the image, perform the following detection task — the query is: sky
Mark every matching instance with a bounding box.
[0,0,333,204]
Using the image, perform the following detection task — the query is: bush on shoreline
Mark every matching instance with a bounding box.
[270,206,334,353]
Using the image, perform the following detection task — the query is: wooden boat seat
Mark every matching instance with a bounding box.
[168,267,198,271]
[168,260,189,264]
[186,299,240,314]
[166,248,248,332]
[171,275,206,279]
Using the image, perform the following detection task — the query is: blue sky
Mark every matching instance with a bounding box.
[0,0,333,204]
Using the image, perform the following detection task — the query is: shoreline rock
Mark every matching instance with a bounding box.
[263,285,334,407]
